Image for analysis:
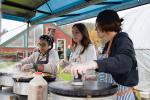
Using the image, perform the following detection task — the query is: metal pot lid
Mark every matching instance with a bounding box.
[49,81,118,97]
[13,76,56,82]
[12,72,35,82]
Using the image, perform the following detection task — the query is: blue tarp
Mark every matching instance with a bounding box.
[1,0,150,25]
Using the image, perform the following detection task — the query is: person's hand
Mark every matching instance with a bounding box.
[21,64,33,71]
[15,63,22,68]
[59,60,70,68]
[36,64,44,71]
[63,62,76,73]
[14,63,23,71]
[68,61,98,78]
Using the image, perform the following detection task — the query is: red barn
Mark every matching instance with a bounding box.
[44,24,72,60]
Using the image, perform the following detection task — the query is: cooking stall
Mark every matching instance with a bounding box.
[0,66,118,100]
[1,0,149,100]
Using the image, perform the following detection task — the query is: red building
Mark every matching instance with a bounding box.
[44,24,72,60]
[0,23,72,61]
[44,24,72,47]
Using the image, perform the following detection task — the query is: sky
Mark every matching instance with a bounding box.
[1,19,25,32]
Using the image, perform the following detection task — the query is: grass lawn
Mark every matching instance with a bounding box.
[0,62,16,69]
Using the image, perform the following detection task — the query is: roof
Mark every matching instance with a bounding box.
[2,0,150,25]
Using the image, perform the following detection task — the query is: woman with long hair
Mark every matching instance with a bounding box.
[69,23,97,79]
[68,10,138,100]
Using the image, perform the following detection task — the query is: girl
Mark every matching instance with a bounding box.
[68,10,138,100]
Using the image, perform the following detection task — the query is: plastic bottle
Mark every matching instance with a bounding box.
[28,72,48,100]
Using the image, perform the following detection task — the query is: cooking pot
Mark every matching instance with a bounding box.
[0,72,14,87]
[12,72,56,95]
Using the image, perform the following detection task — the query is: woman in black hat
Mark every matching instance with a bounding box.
[67,10,139,100]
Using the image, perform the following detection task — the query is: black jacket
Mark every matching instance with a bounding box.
[96,32,139,87]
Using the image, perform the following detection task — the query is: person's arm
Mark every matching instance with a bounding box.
[20,52,36,66]
[84,44,97,80]
[96,36,136,74]
[15,52,37,71]
[86,44,97,61]
[43,50,59,74]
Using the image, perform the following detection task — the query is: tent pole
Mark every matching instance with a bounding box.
[0,0,1,43]
[27,22,29,48]
[25,22,30,57]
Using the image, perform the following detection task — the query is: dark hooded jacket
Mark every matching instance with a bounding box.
[96,32,139,86]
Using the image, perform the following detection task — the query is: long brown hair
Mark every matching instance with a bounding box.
[72,23,91,54]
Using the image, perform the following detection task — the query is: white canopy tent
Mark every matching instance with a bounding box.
[122,4,150,92]
[122,4,150,49]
